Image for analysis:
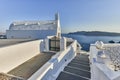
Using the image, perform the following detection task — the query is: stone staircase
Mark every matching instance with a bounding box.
[56,53,91,80]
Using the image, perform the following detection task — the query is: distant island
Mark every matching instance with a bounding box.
[68,31,120,36]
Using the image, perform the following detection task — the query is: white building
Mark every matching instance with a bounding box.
[90,42,120,80]
[6,13,61,39]
[0,13,83,80]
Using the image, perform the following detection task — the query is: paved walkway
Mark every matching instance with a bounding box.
[57,53,91,80]
[7,52,55,79]
[0,73,24,80]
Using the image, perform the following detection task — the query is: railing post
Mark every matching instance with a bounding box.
[45,38,49,51]
[60,37,66,51]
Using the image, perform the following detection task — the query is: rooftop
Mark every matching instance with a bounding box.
[0,52,55,80]
[0,39,34,48]
[9,20,57,30]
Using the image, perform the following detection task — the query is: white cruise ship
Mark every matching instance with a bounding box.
[0,13,120,80]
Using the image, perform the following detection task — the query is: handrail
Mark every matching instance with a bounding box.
[52,40,76,62]
[28,40,77,80]
[28,62,53,80]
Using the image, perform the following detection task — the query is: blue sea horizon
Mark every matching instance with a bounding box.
[62,34,120,51]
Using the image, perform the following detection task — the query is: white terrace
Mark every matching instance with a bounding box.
[90,41,120,80]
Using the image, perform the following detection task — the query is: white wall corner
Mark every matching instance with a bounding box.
[60,37,66,51]
[45,38,49,51]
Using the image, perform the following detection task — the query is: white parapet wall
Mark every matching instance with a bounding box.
[0,40,42,73]
[60,37,66,51]
[0,39,32,47]
[90,44,100,63]
[28,40,78,80]
[44,36,54,52]
[90,44,120,80]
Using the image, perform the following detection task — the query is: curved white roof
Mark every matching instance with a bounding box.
[9,20,57,30]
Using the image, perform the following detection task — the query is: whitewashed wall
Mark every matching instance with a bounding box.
[6,30,56,39]
[0,39,31,47]
[60,37,66,51]
[90,44,120,80]
[28,40,78,80]
[91,63,110,80]
[0,40,42,73]
[90,44,99,63]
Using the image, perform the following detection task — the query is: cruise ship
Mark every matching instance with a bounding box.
[0,13,120,80]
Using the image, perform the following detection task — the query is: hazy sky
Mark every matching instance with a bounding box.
[0,0,120,33]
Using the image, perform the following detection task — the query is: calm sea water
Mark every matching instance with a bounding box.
[62,34,120,51]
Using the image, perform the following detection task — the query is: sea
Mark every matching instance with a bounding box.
[62,34,120,51]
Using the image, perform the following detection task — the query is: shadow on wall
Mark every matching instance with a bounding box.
[39,40,45,52]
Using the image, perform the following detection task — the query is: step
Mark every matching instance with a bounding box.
[71,60,90,66]
[75,55,88,59]
[73,58,89,63]
[75,55,89,60]
[56,71,89,80]
[64,66,91,78]
[68,63,90,71]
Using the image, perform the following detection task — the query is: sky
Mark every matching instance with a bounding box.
[0,0,120,33]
